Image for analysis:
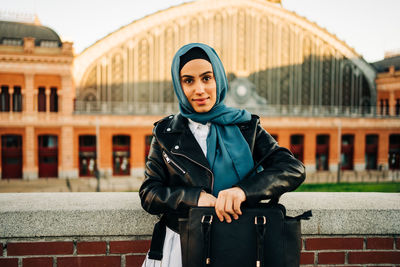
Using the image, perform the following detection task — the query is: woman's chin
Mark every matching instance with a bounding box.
[193,105,212,113]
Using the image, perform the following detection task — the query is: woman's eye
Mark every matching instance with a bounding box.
[203,76,212,82]
[183,78,193,84]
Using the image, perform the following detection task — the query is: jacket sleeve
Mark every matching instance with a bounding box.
[139,135,203,215]
[234,123,306,205]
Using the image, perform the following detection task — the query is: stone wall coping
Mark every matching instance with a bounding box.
[0,192,399,238]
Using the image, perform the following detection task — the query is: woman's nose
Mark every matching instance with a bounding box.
[194,82,205,94]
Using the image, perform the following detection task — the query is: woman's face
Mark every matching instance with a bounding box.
[180,59,217,113]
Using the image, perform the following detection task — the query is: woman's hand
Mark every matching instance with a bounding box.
[198,191,217,207]
[215,187,246,223]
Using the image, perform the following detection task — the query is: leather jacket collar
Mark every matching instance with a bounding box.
[156,113,211,169]
[155,113,259,167]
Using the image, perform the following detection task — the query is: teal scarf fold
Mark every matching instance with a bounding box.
[171,43,254,196]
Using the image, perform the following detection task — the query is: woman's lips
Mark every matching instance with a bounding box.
[193,97,209,105]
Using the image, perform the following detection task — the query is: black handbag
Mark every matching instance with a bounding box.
[178,150,311,267]
[179,203,311,267]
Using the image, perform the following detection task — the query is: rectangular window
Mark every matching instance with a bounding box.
[385,99,389,115]
[38,87,46,112]
[50,87,58,112]
[13,86,22,112]
[0,85,10,112]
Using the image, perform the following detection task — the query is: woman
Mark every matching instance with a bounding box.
[140,43,305,267]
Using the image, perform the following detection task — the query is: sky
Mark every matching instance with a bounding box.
[1,0,399,63]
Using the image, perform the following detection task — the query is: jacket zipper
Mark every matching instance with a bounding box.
[162,151,186,174]
[171,151,214,195]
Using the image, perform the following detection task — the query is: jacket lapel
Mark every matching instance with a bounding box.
[167,114,211,169]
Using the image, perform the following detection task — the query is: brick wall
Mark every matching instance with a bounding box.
[1,192,399,267]
[0,239,150,267]
[300,236,400,266]
[1,236,399,266]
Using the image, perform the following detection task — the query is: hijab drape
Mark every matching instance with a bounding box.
[171,43,254,196]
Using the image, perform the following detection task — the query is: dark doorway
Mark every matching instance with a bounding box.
[290,134,304,162]
[1,135,23,179]
[341,134,354,170]
[389,134,400,170]
[365,134,378,170]
[38,135,58,178]
[79,135,97,177]
[113,135,130,175]
[316,135,329,171]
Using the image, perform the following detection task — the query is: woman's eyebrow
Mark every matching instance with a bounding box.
[199,71,213,76]
[180,71,213,79]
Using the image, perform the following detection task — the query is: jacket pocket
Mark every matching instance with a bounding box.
[162,151,186,175]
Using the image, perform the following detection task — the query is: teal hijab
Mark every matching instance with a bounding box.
[171,43,254,196]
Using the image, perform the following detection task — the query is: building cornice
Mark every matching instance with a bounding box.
[0,53,73,64]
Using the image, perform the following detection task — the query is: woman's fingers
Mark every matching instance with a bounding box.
[215,187,246,223]
[233,197,242,216]
[215,194,230,222]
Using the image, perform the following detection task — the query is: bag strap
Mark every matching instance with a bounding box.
[147,216,167,260]
[201,214,213,266]
[255,216,267,267]
[292,210,312,220]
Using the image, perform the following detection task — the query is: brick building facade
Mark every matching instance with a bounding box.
[1,0,400,180]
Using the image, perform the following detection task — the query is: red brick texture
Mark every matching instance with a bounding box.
[348,251,400,264]
[23,257,53,267]
[366,237,394,249]
[109,240,150,254]
[305,237,364,250]
[300,252,314,265]
[302,236,400,266]
[57,256,121,267]
[0,258,18,267]
[126,255,147,267]
[318,252,345,264]
[7,242,73,256]
[77,241,107,255]
[0,237,399,266]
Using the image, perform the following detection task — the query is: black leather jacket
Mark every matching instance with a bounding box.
[139,113,305,232]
